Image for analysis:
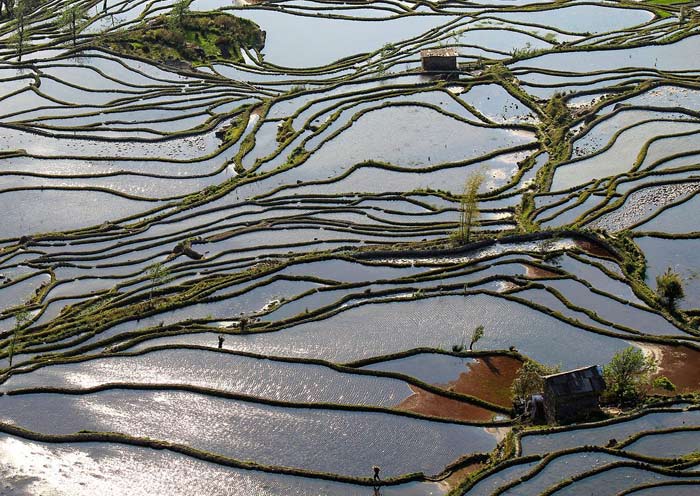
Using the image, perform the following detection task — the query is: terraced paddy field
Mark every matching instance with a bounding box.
[0,0,699,493]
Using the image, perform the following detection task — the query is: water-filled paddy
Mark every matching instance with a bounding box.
[636,236,700,310]
[217,9,453,67]
[499,452,624,496]
[520,408,700,455]
[0,388,497,478]
[634,193,700,234]
[623,429,700,458]
[129,294,630,367]
[0,433,445,495]
[1,0,699,491]
[1,347,414,406]
[554,466,700,496]
[0,190,160,238]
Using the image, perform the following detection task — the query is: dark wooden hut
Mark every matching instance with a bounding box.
[420,48,458,72]
[542,365,605,424]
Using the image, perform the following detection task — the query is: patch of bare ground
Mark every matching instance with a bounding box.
[638,343,700,394]
[397,385,497,421]
[447,355,522,408]
[396,355,521,421]
[575,238,616,258]
[524,263,560,279]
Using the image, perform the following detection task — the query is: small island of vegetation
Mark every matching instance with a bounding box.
[98,0,265,65]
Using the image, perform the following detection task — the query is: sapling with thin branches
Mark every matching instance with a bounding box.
[452,325,484,352]
[147,262,170,303]
[168,0,189,29]
[469,325,484,351]
[457,169,485,244]
[13,0,28,61]
[59,4,87,46]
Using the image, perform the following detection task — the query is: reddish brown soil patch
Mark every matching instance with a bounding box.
[448,355,522,408]
[652,344,700,394]
[524,263,560,279]
[575,239,615,258]
[397,385,497,422]
[396,355,521,422]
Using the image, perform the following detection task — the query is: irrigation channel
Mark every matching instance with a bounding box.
[0,0,699,493]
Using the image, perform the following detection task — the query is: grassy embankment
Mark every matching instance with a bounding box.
[98,10,264,64]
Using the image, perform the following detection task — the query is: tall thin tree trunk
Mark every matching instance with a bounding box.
[17,19,24,61]
[465,209,473,243]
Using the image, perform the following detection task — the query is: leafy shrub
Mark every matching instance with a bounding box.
[656,267,684,310]
[603,347,656,404]
[652,376,676,392]
[512,360,560,401]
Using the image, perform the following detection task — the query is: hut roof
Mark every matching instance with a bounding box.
[420,48,458,58]
[543,365,605,397]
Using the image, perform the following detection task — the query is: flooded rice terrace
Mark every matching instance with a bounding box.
[0,0,698,493]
